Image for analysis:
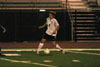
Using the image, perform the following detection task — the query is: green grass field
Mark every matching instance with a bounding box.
[0,48,100,67]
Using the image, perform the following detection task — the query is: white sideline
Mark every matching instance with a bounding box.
[1,48,100,51]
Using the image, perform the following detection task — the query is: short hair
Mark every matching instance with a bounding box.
[49,11,56,17]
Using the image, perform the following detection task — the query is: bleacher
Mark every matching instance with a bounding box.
[67,0,100,42]
[0,0,65,10]
[83,0,98,8]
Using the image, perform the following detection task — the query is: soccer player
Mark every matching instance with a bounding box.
[37,11,64,54]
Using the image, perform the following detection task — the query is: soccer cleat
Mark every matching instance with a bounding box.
[0,54,5,56]
[0,52,5,56]
[60,49,65,54]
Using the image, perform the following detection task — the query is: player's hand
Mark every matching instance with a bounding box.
[38,26,43,29]
[3,29,6,33]
[53,31,57,34]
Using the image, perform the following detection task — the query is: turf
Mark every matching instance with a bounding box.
[0,50,100,67]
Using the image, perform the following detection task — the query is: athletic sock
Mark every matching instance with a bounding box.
[37,43,44,52]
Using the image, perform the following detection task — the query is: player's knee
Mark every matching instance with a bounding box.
[41,40,45,43]
[41,39,46,43]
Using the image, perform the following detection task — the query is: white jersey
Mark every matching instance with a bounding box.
[46,17,59,36]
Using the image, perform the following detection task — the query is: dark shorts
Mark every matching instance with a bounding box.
[42,33,56,41]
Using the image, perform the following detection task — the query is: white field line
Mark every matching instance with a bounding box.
[2,48,100,51]
[0,58,58,67]
[68,51,100,56]
[3,54,21,56]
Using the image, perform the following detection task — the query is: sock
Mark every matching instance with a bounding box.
[56,44,62,51]
[37,43,44,52]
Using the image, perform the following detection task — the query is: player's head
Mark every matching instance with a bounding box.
[49,11,56,18]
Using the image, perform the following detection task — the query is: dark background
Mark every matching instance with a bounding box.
[0,10,71,42]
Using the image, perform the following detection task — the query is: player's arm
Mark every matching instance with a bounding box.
[0,25,6,33]
[38,22,47,29]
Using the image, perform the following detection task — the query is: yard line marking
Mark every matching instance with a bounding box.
[72,60,80,62]
[3,54,21,56]
[0,58,58,67]
[68,51,100,56]
[43,60,53,63]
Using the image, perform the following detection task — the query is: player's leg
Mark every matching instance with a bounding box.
[37,38,46,54]
[52,41,62,51]
[50,36,62,51]
[52,41,65,54]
